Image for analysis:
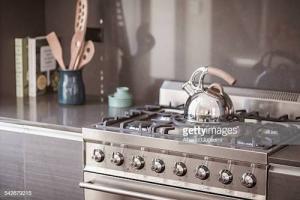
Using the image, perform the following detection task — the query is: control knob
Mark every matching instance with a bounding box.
[131,156,145,169]
[111,152,124,166]
[92,149,105,162]
[173,162,187,176]
[195,165,210,180]
[241,172,256,188]
[219,169,233,184]
[151,159,165,173]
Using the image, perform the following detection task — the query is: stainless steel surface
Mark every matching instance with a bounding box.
[84,128,272,164]
[111,152,125,166]
[241,172,257,188]
[81,172,240,200]
[131,155,145,170]
[151,158,165,173]
[269,145,300,167]
[173,161,187,176]
[82,129,268,199]
[218,169,233,185]
[195,165,210,180]
[0,130,83,200]
[99,0,300,104]
[82,90,300,200]
[92,149,105,162]
[182,67,235,122]
[80,182,172,200]
[268,164,300,200]
[160,80,300,119]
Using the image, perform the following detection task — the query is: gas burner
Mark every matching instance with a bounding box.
[125,121,153,132]
[94,105,298,150]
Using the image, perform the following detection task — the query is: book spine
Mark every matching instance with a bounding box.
[23,39,29,96]
[28,38,37,97]
[15,38,23,97]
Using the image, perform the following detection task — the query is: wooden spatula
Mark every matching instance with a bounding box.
[46,32,66,70]
[75,0,88,33]
[77,40,95,70]
[69,0,88,70]
[69,31,85,69]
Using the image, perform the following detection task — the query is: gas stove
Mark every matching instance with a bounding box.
[96,105,299,150]
[81,102,299,200]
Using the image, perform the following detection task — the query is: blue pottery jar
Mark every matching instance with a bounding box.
[58,70,85,105]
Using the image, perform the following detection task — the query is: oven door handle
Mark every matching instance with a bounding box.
[79,173,239,200]
[79,181,174,200]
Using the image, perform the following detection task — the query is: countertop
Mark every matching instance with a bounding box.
[0,95,129,132]
[269,145,300,167]
[0,95,300,167]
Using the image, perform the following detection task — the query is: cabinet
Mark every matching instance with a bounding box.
[0,130,83,200]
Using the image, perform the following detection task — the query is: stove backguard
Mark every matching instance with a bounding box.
[160,81,300,120]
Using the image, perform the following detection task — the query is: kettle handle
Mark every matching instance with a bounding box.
[182,66,236,96]
[207,67,236,85]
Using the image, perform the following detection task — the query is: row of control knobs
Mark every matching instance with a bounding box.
[93,150,256,188]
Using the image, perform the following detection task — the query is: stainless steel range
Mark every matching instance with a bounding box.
[80,105,299,200]
[80,67,300,200]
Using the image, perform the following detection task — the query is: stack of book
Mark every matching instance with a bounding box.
[14,36,59,97]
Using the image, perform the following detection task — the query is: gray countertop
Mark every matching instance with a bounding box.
[0,95,128,132]
[269,145,300,167]
[1,94,300,167]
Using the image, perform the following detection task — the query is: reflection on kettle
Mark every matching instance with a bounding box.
[182,66,236,122]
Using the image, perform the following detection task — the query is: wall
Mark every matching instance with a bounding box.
[101,0,300,103]
[1,0,300,104]
[0,0,45,98]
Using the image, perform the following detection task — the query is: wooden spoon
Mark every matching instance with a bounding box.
[77,40,95,70]
[46,32,66,70]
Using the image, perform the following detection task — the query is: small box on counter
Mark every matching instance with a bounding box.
[28,36,59,97]
[15,36,59,98]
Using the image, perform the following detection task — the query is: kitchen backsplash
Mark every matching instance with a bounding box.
[104,0,300,103]
[1,0,300,104]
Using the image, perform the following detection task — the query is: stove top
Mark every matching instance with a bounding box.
[82,86,300,200]
[94,105,299,150]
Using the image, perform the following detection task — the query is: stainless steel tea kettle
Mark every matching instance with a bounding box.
[182,66,236,122]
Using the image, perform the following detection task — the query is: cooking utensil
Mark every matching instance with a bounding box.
[75,0,88,33]
[77,40,95,70]
[182,66,236,122]
[69,31,85,70]
[69,0,88,70]
[46,32,66,70]
[73,0,88,69]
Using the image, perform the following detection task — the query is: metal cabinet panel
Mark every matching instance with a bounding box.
[0,129,84,200]
[268,164,300,200]
[0,130,25,200]
[24,134,83,200]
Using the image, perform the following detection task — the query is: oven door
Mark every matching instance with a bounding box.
[80,172,240,200]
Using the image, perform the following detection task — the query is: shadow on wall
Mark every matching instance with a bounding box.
[112,0,159,104]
